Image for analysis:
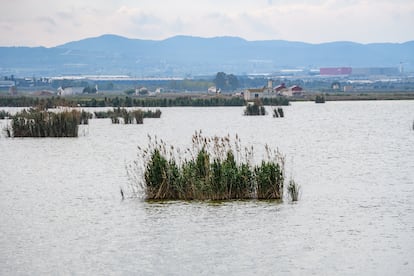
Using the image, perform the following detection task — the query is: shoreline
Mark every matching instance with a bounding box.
[292,92,414,102]
[0,92,414,108]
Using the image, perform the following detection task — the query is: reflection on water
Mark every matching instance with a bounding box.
[0,101,413,275]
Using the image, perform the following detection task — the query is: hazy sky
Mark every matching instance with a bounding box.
[1,0,413,47]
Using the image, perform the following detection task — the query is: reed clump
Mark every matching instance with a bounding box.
[8,109,81,137]
[287,179,300,202]
[79,110,93,125]
[244,99,266,116]
[273,107,284,118]
[315,95,326,103]
[94,108,161,124]
[128,131,285,200]
[0,110,11,119]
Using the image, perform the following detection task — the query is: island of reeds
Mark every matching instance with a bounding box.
[244,99,266,116]
[273,107,284,118]
[0,110,11,119]
[315,95,326,103]
[94,107,161,124]
[6,108,91,137]
[128,131,286,200]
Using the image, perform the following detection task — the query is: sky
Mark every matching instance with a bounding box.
[1,0,413,47]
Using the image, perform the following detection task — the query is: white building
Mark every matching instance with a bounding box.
[57,86,83,96]
[208,86,221,94]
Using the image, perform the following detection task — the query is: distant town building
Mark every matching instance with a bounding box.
[0,80,15,87]
[343,85,354,92]
[135,87,148,96]
[9,85,18,95]
[274,83,287,93]
[320,67,400,77]
[57,86,83,96]
[244,88,265,101]
[208,86,221,94]
[351,67,399,76]
[277,85,304,97]
[320,67,352,76]
[244,80,304,100]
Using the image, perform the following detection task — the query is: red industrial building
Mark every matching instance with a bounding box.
[320,67,352,76]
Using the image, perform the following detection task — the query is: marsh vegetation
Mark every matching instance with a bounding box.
[94,108,161,124]
[287,179,300,201]
[0,110,11,119]
[244,99,266,116]
[273,107,284,118]
[128,131,286,200]
[315,95,326,103]
[6,109,85,137]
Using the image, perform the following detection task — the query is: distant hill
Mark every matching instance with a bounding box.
[1,34,413,76]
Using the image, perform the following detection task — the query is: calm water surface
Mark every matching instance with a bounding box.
[0,101,413,275]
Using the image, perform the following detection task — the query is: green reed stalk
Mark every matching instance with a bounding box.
[129,131,287,201]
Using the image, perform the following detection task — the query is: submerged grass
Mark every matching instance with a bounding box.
[128,131,286,201]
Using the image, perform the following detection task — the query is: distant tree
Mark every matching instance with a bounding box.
[124,89,135,95]
[214,72,227,91]
[125,96,132,107]
[214,72,239,92]
[105,82,115,90]
[83,86,97,94]
[228,74,239,91]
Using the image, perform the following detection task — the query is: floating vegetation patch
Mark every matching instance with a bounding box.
[0,110,11,119]
[315,95,326,103]
[6,109,83,137]
[79,110,93,125]
[128,131,286,201]
[244,99,266,116]
[94,108,161,124]
[273,107,284,118]
[287,179,300,202]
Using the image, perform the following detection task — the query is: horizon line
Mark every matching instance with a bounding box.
[1,33,413,48]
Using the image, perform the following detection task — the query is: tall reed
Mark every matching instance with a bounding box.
[0,110,11,119]
[94,108,161,124]
[128,131,286,200]
[79,110,93,125]
[273,107,284,118]
[244,99,266,116]
[315,95,326,103]
[287,179,300,201]
[8,109,80,137]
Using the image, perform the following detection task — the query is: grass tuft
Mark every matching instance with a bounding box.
[287,179,300,202]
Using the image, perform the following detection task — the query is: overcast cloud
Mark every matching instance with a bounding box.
[1,0,413,46]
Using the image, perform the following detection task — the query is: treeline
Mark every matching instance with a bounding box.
[0,95,289,108]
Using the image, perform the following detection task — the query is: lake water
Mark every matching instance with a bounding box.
[1,101,413,275]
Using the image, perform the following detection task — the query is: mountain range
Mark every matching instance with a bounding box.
[1,34,413,76]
